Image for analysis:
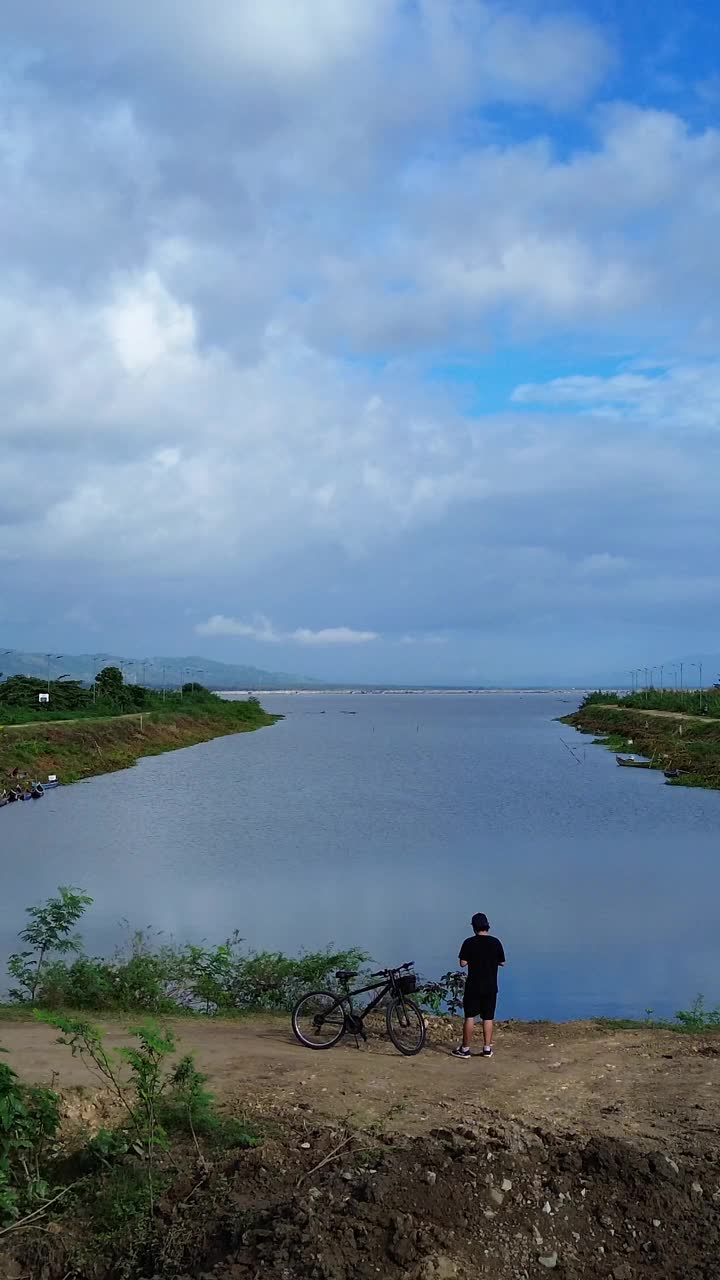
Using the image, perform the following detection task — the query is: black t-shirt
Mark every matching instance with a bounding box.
[459,934,506,994]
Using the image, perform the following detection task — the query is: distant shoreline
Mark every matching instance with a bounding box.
[221,687,591,696]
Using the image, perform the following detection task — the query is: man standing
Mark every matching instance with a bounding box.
[452,912,505,1059]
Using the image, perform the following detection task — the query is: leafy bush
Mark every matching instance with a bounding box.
[158,1055,259,1151]
[41,1016,176,1171]
[7,886,93,1004]
[6,887,367,1016]
[674,995,720,1033]
[0,1048,61,1223]
[417,971,466,1017]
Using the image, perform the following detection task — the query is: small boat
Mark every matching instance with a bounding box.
[40,776,60,789]
[616,755,652,769]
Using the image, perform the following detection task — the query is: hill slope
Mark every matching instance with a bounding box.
[0,650,323,690]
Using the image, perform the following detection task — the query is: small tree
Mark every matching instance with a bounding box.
[95,665,124,701]
[7,887,93,1005]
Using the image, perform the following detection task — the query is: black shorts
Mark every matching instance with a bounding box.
[463,991,497,1020]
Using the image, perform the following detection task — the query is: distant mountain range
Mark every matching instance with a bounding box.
[0,650,324,691]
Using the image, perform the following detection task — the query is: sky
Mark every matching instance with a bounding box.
[1,0,719,686]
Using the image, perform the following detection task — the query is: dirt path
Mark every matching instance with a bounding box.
[0,711,146,732]
[3,1014,718,1159]
[3,1015,720,1280]
[597,703,718,723]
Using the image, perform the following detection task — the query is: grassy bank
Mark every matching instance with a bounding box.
[0,696,279,786]
[561,695,720,789]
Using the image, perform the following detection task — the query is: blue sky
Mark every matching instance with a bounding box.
[1,0,719,685]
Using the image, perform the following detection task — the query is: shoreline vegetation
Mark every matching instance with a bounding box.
[0,669,279,788]
[561,688,720,790]
[3,887,719,1032]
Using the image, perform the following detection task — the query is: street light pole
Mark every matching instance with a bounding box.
[92,653,107,703]
[46,653,62,694]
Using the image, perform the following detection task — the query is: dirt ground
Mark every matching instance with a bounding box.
[2,1014,719,1279]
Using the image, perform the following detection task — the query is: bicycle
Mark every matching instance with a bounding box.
[291,961,426,1056]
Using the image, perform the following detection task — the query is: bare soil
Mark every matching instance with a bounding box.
[2,1014,719,1278]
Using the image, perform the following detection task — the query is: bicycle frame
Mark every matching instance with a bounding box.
[336,973,410,1026]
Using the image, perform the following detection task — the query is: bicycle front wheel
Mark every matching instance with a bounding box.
[292,990,347,1049]
[386,997,426,1056]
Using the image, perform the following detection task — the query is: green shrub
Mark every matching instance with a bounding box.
[675,995,720,1033]
[0,1048,61,1223]
[158,1055,259,1151]
[6,891,368,1016]
[7,886,93,1004]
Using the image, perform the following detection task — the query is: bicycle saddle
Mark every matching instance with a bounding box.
[335,969,358,981]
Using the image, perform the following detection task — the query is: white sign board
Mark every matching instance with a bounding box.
[38,692,50,703]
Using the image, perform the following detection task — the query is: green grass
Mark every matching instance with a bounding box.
[596,996,720,1034]
[0,700,279,787]
[581,688,720,716]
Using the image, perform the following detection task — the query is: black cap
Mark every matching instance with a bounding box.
[472,912,490,932]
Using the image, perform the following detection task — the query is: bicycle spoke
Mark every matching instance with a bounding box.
[386,998,426,1056]
[292,991,347,1049]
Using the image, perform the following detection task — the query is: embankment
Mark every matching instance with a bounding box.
[1,1014,719,1279]
[561,702,720,789]
[0,702,279,785]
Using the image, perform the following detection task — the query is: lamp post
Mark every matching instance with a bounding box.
[46,654,62,694]
[694,661,703,711]
[92,654,108,703]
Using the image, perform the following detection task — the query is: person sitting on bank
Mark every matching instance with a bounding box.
[452,912,506,1060]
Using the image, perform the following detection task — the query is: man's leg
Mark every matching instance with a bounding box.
[482,1018,493,1049]
[463,1016,475,1049]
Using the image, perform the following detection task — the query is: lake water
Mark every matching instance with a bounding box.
[1,692,718,1021]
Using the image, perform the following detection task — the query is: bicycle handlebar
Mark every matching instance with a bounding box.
[370,961,414,978]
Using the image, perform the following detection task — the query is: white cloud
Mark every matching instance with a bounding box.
[399,633,450,645]
[512,362,720,429]
[0,1,718,661]
[196,615,279,641]
[196,615,378,644]
[292,627,378,646]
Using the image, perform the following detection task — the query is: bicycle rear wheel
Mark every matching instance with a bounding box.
[292,990,347,1049]
[386,997,426,1056]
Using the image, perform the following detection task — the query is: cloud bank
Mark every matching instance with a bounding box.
[0,0,718,681]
